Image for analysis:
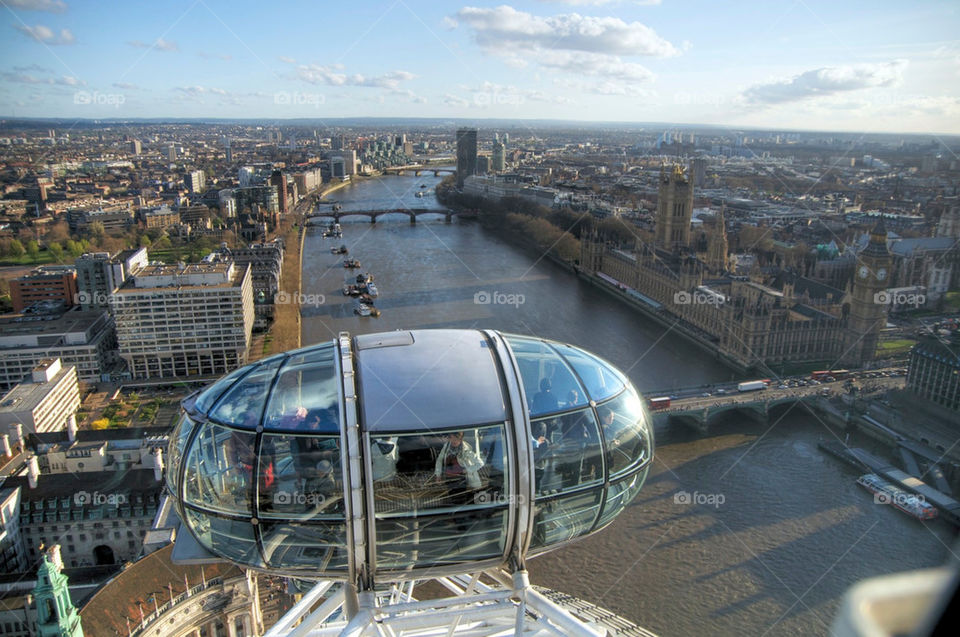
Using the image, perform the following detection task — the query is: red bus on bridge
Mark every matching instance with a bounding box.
[648,397,671,410]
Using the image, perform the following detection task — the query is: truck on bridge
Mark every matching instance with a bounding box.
[737,380,767,392]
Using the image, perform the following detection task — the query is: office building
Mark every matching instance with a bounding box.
[110,260,254,380]
[0,307,117,390]
[907,336,960,412]
[224,136,232,163]
[492,140,506,172]
[270,170,289,213]
[128,139,141,156]
[10,267,77,313]
[455,127,478,189]
[0,358,80,435]
[185,170,206,194]
[140,204,180,229]
[74,248,148,310]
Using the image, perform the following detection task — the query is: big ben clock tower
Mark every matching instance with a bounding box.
[843,220,892,366]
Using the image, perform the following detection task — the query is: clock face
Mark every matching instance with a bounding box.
[877,268,887,281]
[858,266,869,279]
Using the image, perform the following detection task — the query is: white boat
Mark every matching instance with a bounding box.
[367,283,379,297]
[856,473,937,521]
[355,304,372,317]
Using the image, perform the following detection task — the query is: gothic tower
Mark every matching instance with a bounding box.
[579,228,603,274]
[655,164,694,251]
[842,220,892,366]
[706,205,729,274]
[33,546,83,637]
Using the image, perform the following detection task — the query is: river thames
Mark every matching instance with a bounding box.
[299,173,954,636]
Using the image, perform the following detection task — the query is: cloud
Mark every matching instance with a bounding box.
[112,82,140,90]
[296,65,416,89]
[443,93,470,108]
[173,85,230,99]
[540,50,654,83]
[743,60,908,105]
[278,56,296,64]
[454,5,678,57]
[6,0,68,12]
[441,16,458,30]
[1,70,83,86]
[13,63,51,73]
[127,38,178,52]
[197,51,231,61]
[536,0,661,5]
[15,24,75,44]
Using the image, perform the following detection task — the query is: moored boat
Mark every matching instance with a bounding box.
[856,473,938,521]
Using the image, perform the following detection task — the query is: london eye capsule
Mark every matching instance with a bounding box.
[166,329,653,582]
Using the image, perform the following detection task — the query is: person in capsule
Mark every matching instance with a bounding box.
[433,431,484,499]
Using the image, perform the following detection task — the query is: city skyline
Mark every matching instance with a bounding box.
[1,0,959,134]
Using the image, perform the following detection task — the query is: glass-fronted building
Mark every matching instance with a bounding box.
[167,329,653,582]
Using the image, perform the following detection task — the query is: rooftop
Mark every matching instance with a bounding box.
[0,363,76,414]
[0,307,109,340]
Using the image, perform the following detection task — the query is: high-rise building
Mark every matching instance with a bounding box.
[224,136,232,163]
[270,170,289,213]
[166,144,177,162]
[476,154,490,174]
[455,128,478,189]
[654,164,694,251]
[0,358,80,436]
[332,134,345,150]
[492,141,506,172]
[74,248,147,310]
[691,157,707,188]
[110,259,254,379]
[128,139,141,155]
[185,169,206,194]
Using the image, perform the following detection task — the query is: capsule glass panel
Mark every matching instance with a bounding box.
[209,356,285,428]
[530,489,603,550]
[531,408,604,496]
[182,424,255,515]
[552,344,626,402]
[183,507,260,565]
[372,425,510,571]
[597,467,648,528]
[257,432,343,520]
[260,520,349,572]
[597,389,651,477]
[263,344,339,432]
[167,413,194,494]
[505,336,587,417]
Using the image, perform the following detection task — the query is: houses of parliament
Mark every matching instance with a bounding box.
[580,164,892,371]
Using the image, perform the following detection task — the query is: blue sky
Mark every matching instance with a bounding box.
[1,0,959,133]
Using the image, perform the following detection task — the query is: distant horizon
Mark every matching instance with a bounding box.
[2,114,959,140]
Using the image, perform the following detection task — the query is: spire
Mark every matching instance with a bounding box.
[33,547,83,637]
[861,217,890,258]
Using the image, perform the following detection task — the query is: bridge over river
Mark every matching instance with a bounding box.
[305,207,475,223]
[648,375,905,432]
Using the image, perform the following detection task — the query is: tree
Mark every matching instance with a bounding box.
[88,220,106,240]
[26,240,40,258]
[8,239,25,257]
[48,243,64,262]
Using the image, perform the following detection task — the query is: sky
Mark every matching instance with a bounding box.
[1,0,959,134]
